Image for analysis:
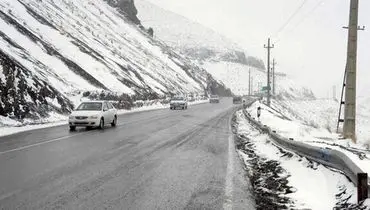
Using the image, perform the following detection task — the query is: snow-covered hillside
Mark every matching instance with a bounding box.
[0,0,230,120]
[136,0,238,54]
[136,0,265,69]
[136,0,314,100]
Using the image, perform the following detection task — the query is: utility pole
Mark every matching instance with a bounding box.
[264,38,274,106]
[248,68,251,95]
[251,77,254,96]
[342,0,364,142]
[272,59,277,95]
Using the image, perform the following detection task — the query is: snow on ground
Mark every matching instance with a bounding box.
[248,100,339,142]
[235,110,363,209]
[357,96,370,145]
[0,112,69,137]
[267,98,370,148]
[247,99,370,183]
[0,99,208,137]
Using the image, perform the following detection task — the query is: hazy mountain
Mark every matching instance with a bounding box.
[136,0,265,69]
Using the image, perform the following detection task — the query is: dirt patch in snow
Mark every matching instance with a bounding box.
[232,116,295,209]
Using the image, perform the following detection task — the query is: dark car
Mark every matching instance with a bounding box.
[209,95,220,103]
[233,96,242,104]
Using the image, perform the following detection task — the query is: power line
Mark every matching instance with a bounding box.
[275,0,326,44]
[273,0,308,38]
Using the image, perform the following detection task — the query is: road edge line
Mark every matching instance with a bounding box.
[224,110,236,210]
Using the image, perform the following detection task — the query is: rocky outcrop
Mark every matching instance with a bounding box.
[0,50,73,119]
[106,0,141,24]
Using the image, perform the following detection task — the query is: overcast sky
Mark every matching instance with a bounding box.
[145,0,369,98]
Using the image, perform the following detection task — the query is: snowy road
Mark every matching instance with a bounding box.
[0,99,254,209]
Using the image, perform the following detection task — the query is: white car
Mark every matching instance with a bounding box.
[68,101,117,131]
[170,96,188,110]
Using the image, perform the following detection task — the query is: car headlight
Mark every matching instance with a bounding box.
[69,116,74,120]
[90,115,99,119]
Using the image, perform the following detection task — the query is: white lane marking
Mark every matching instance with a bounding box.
[224,134,235,210]
[0,132,89,156]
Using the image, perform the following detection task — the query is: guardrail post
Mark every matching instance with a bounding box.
[357,173,368,203]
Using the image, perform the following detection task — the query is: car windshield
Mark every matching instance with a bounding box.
[172,97,184,101]
[76,102,102,111]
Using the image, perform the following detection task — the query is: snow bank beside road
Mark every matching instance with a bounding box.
[247,99,370,186]
[234,110,362,209]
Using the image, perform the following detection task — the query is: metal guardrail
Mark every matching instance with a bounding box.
[241,101,368,202]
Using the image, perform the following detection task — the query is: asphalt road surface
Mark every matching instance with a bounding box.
[0,98,255,209]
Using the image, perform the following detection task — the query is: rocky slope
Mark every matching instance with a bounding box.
[106,0,141,24]
[0,0,230,120]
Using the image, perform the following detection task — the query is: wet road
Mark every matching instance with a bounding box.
[0,99,255,209]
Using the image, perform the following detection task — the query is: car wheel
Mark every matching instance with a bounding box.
[69,126,76,131]
[99,118,104,130]
[111,116,117,127]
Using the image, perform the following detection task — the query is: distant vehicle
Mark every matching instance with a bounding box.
[209,95,220,103]
[188,95,195,102]
[170,96,188,110]
[233,96,242,104]
[68,101,117,131]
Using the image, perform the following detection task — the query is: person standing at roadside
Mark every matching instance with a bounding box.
[257,106,261,121]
